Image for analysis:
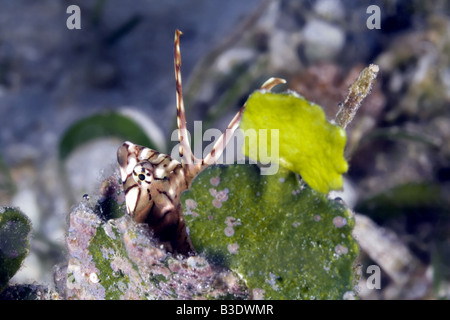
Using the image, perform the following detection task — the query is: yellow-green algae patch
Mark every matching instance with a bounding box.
[241,91,348,194]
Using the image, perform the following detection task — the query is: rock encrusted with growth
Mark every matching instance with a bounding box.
[0,207,32,293]
[62,202,248,300]
[182,165,359,300]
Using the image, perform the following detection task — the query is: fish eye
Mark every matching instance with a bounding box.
[133,164,153,184]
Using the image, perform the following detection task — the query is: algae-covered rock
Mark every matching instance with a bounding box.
[61,163,358,300]
[182,164,358,299]
[64,201,248,300]
[0,207,32,293]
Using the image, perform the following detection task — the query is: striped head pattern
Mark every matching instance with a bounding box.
[117,141,195,255]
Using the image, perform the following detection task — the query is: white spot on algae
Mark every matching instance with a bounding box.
[213,199,223,209]
[292,221,301,228]
[184,199,198,216]
[279,177,285,183]
[89,272,100,284]
[225,216,241,227]
[227,243,239,254]
[216,188,229,201]
[211,188,229,208]
[335,244,348,256]
[252,288,265,300]
[185,199,197,210]
[333,216,347,228]
[224,216,241,237]
[265,273,280,291]
[224,226,235,237]
[210,176,220,186]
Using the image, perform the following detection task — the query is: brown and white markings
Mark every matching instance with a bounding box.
[117,29,285,256]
